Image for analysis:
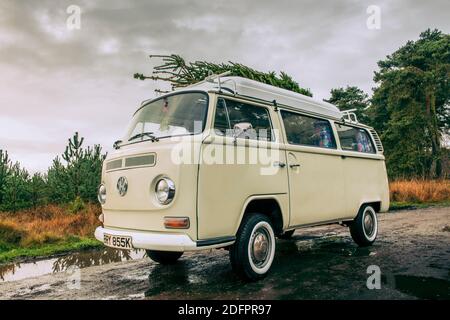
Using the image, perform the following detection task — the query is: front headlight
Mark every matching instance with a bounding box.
[155,178,175,205]
[98,184,107,205]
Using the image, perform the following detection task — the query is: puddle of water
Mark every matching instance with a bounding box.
[0,248,146,282]
[143,236,448,300]
[143,238,375,299]
[387,275,450,300]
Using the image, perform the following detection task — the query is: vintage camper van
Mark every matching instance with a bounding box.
[95,74,389,281]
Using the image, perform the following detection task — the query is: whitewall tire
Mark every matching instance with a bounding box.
[349,205,378,247]
[229,214,276,281]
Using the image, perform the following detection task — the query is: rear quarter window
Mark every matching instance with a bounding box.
[335,124,376,154]
[280,110,336,149]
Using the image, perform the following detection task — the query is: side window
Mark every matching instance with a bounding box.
[280,110,336,149]
[214,98,273,141]
[335,124,376,153]
[213,98,230,136]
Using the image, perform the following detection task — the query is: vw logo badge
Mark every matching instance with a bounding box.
[116,177,128,197]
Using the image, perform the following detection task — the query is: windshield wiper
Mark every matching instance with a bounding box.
[128,132,159,142]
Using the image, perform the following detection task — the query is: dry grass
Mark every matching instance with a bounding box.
[0,203,101,247]
[390,179,450,203]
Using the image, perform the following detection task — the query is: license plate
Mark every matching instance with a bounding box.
[103,234,133,249]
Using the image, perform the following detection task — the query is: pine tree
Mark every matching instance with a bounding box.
[47,156,70,203]
[62,132,84,198]
[326,86,370,124]
[79,144,105,202]
[0,150,11,208]
[54,132,106,203]
[29,172,47,209]
[134,54,313,97]
[3,162,31,212]
[370,29,450,178]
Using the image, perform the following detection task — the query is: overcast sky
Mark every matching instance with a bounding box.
[0,0,449,173]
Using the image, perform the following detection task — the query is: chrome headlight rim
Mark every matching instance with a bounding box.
[155,177,175,205]
[98,184,107,205]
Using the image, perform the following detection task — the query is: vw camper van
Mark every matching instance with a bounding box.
[95,74,389,281]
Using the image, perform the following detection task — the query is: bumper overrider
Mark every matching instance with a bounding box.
[94,226,235,252]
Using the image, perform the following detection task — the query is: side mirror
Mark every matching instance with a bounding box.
[233,122,254,141]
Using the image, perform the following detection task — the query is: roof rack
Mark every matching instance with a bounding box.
[141,75,344,120]
[184,71,232,89]
[140,71,234,106]
[341,109,359,123]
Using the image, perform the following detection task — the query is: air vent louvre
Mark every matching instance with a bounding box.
[106,159,122,171]
[125,154,155,167]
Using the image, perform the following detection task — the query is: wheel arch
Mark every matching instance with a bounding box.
[234,195,287,236]
[343,200,382,225]
[362,201,381,212]
[356,201,381,217]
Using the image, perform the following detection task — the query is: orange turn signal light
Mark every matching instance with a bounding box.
[164,217,190,229]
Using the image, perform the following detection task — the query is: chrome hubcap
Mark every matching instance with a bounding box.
[251,228,270,267]
[364,211,375,237]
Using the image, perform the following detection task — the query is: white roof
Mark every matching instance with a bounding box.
[176,76,343,119]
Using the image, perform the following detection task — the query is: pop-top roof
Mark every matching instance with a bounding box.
[176,76,343,119]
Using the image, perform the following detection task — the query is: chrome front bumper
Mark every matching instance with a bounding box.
[95,226,198,252]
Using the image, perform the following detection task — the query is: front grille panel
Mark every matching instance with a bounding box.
[125,154,155,168]
[106,153,156,171]
[106,159,123,171]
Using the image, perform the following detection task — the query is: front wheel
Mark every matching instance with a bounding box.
[229,214,276,281]
[146,250,183,264]
[349,205,378,247]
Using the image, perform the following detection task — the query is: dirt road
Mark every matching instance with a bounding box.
[1,207,449,300]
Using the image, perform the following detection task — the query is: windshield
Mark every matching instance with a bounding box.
[125,92,208,143]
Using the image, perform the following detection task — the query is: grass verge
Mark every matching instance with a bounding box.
[389,200,450,211]
[0,237,102,264]
[0,203,102,264]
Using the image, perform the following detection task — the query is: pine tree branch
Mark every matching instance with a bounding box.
[135,54,313,97]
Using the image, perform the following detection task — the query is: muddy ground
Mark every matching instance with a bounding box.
[0,207,449,300]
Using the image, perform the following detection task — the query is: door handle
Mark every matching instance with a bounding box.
[274,161,286,168]
[289,163,301,168]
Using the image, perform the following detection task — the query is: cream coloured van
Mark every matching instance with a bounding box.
[95,74,389,281]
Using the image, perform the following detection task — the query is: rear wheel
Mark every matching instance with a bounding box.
[229,213,276,281]
[349,205,378,247]
[146,250,183,264]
